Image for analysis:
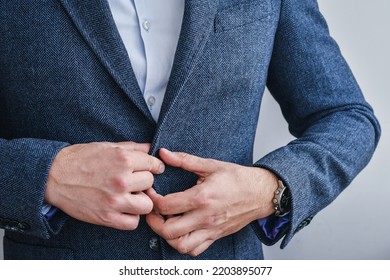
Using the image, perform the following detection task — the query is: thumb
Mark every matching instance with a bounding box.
[158,148,217,175]
[145,188,164,211]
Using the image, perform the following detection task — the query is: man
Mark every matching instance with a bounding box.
[0,0,380,259]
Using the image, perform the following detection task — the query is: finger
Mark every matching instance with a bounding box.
[150,211,205,240]
[145,188,164,211]
[155,186,201,215]
[146,212,216,255]
[125,171,155,192]
[123,192,154,215]
[106,192,153,215]
[159,148,218,175]
[115,142,151,153]
[129,151,165,174]
[109,170,154,194]
[146,210,166,234]
[187,239,214,257]
[146,211,198,238]
[103,212,141,231]
[167,229,213,255]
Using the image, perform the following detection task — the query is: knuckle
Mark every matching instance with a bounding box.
[109,174,127,193]
[175,152,189,166]
[179,152,189,159]
[176,241,189,255]
[145,172,154,186]
[98,211,115,226]
[124,216,140,231]
[104,194,121,209]
[146,156,155,171]
[114,148,131,165]
[160,227,175,240]
[135,196,153,214]
[144,198,154,213]
[157,203,169,215]
[193,191,211,208]
[202,216,217,227]
[152,198,164,213]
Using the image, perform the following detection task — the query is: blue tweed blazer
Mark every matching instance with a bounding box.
[0,0,380,259]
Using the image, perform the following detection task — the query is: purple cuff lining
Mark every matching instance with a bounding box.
[258,215,290,240]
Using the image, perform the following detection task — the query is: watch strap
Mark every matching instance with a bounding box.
[273,180,290,217]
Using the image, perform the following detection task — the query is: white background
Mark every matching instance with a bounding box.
[1,0,389,260]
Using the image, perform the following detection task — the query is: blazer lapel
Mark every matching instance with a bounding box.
[156,0,218,126]
[58,0,154,123]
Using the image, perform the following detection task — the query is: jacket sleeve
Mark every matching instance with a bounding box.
[0,138,69,239]
[252,0,381,248]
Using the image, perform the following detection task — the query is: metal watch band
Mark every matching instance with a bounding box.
[273,180,290,217]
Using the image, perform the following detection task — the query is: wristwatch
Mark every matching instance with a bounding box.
[273,180,291,217]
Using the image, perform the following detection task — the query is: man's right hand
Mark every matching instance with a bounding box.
[44,142,164,230]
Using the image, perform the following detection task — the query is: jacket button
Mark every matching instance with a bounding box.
[295,216,314,233]
[8,220,20,231]
[0,217,30,232]
[18,222,31,232]
[149,236,160,251]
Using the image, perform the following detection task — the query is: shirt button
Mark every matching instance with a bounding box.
[149,236,160,251]
[142,20,151,31]
[147,96,156,106]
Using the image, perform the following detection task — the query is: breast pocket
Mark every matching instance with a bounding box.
[214,0,273,33]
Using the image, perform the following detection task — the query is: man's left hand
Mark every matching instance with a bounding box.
[146,148,278,256]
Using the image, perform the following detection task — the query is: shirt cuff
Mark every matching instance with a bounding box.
[257,214,290,240]
[41,203,58,220]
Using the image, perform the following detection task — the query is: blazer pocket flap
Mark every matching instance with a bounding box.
[214,0,272,32]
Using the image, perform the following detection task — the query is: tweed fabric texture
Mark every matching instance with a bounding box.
[0,0,380,259]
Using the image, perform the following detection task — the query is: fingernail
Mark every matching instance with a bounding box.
[159,164,165,173]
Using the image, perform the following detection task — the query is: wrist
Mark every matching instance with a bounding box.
[44,145,76,207]
[251,167,279,219]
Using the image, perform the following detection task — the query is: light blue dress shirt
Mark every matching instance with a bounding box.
[107,0,184,121]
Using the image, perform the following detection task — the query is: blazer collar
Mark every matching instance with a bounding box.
[59,0,218,124]
[157,0,218,124]
[59,0,155,123]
